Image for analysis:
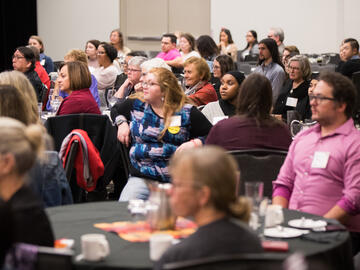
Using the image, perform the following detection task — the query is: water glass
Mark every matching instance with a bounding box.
[245,182,264,207]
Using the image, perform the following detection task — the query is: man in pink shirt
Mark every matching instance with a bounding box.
[272,71,360,255]
[156,34,181,61]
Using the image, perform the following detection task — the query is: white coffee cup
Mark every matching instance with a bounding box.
[149,233,173,261]
[265,205,284,227]
[81,234,110,261]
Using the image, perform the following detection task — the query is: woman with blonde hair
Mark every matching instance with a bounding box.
[0,70,39,124]
[111,67,212,200]
[0,117,54,246]
[183,57,218,106]
[155,146,263,269]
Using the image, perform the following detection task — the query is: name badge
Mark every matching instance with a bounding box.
[212,116,228,125]
[286,97,298,107]
[311,151,330,168]
[170,116,181,127]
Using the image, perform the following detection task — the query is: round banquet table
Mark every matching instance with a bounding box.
[46,201,354,270]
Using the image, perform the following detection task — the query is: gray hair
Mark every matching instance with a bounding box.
[270,27,284,42]
[288,55,311,81]
[128,56,147,68]
[141,58,171,73]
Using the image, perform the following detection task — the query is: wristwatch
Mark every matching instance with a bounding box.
[115,115,127,127]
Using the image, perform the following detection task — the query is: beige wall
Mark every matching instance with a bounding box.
[210,0,360,54]
[37,0,360,61]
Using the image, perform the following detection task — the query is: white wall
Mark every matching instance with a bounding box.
[37,0,360,61]
[37,0,120,61]
[210,0,360,54]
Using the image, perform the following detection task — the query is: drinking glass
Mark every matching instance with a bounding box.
[50,95,61,113]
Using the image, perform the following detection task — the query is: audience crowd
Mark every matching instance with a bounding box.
[1,25,360,268]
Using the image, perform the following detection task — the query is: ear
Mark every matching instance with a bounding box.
[0,153,16,176]
[25,60,32,69]
[336,102,347,114]
[198,186,211,207]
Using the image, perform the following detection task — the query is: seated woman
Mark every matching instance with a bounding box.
[93,42,119,107]
[0,83,72,207]
[218,28,237,62]
[114,56,147,100]
[155,146,263,269]
[56,61,101,115]
[206,73,292,151]
[202,71,245,124]
[85,39,101,73]
[212,54,236,98]
[239,30,259,61]
[183,57,218,106]
[110,28,131,59]
[282,46,300,75]
[111,68,212,200]
[28,35,54,74]
[166,33,200,68]
[0,116,54,246]
[273,55,311,121]
[0,71,39,124]
[196,35,219,72]
[12,46,47,102]
[47,49,101,110]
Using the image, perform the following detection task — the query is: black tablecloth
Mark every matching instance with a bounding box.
[46,202,354,270]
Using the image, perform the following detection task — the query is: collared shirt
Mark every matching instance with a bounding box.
[156,49,181,61]
[351,55,360,60]
[273,118,360,232]
[254,62,285,105]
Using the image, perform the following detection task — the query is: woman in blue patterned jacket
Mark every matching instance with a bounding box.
[111,67,212,201]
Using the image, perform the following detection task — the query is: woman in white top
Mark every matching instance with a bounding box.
[110,29,131,59]
[166,33,200,68]
[92,42,118,107]
[218,28,237,62]
[85,39,100,73]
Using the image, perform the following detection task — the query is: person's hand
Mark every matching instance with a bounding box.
[117,122,131,147]
[175,139,202,154]
[114,79,131,98]
[134,82,143,93]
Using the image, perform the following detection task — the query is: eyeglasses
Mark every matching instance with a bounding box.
[97,51,106,55]
[288,66,300,71]
[142,81,159,87]
[128,68,141,73]
[309,94,336,103]
[213,65,221,70]
[12,55,25,60]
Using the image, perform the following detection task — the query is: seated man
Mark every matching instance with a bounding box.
[156,33,181,61]
[155,146,263,269]
[272,71,360,255]
[268,27,285,56]
[254,38,285,105]
[336,38,360,79]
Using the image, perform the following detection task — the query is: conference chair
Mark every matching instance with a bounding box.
[163,253,288,270]
[45,114,126,202]
[352,71,360,125]
[227,148,288,198]
[4,243,73,270]
[237,63,252,75]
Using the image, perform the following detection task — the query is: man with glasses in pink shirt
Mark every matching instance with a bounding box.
[272,71,360,255]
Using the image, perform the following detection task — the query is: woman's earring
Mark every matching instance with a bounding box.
[161,96,165,102]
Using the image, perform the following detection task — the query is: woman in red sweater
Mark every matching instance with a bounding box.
[56,61,101,116]
[183,57,218,106]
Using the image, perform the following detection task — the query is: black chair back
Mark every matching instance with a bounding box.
[228,149,287,197]
[163,253,288,270]
[45,114,125,201]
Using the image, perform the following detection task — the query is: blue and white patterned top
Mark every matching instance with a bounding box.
[111,98,212,182]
